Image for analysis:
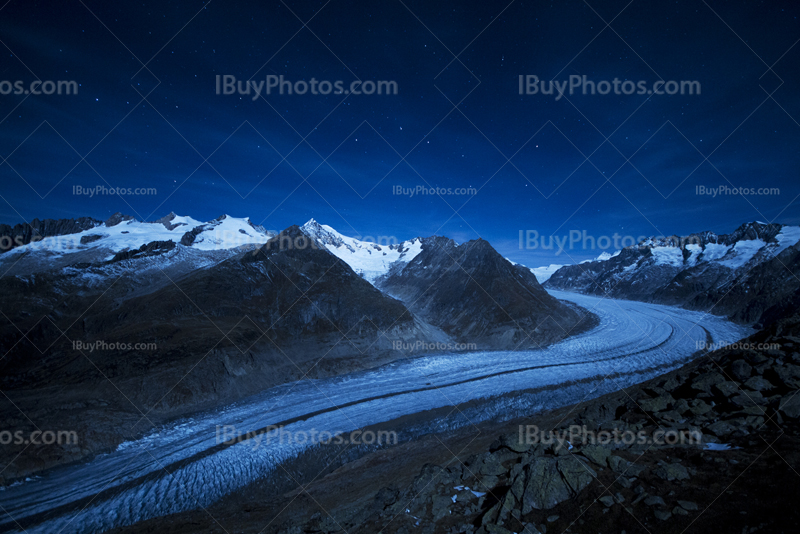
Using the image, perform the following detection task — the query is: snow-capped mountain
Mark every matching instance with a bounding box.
[0,212,275,276]
[545,221,800,325]
[3,212,273,256]
[1,213,422,283]
[300,219,423,284]
[530,251,618,283]
[530,264,566,283]
[582,251,617,263]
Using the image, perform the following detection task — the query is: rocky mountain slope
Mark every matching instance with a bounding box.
[377,236,593,349]
[545,222,800,327]
[0,215,102,253]
[0,224,445,415]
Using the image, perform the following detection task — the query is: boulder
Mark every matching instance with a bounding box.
[774,365,800,388]
[654,509,672,520]
[713,381,739,397]
[479,454,508,476]
[661,376,683,392]
[688,399,713,415]
[432,495,452,521]
[484,524,513,534]
[743,351,769,365]
[779,394,800,419]
[413,464,447,493]
[673,399,691,414]
[730,391,766,407]
[639,395,674,412]
[644,495,666,507]
[580,444,611,467]
[654,462,690,481]
[691,372,726,393]
[608,456,645,476]
[557,455,597,494]
[730,360,752,381]
[599,495,616,507]
[581,400,623,427]
[744,376,774,392]
[657,410,683,422]
[509,470,526,502]
[521,457,572,512]
[706,420,736,437]
[499,432,532,453]
[548,438,570,456]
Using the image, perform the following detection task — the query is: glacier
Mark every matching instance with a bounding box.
[0,291,751,533]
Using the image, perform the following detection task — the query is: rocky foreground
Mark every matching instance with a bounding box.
[112,313,800,534]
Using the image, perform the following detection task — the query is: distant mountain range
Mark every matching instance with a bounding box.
[542,221,800,327]
[0,213,592,429]
[0,212,274,273]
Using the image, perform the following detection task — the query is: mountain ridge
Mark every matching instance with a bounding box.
[543,221,800,327]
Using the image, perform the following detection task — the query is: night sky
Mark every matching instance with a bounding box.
[0,0,798,266]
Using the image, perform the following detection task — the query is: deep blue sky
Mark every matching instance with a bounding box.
[0,0,798,266]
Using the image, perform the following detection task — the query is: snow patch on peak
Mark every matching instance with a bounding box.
[5,213,273,256]
[190,215,273,250]
[578,251,618,264]
[718,239,766,269]
[531,264,564,283]
[300,220,423,284]
[774,226,800,256]
[529,249,616,283]
[650,246,684,267]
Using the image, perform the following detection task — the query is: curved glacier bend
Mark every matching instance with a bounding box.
[0,291,751,533]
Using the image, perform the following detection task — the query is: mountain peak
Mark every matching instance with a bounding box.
[104,212,135,227]
[152,212,181,230]
[725,221,783,245]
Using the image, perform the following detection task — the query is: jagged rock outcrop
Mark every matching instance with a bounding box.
[378,236,594,349]
[0,216,101,252]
